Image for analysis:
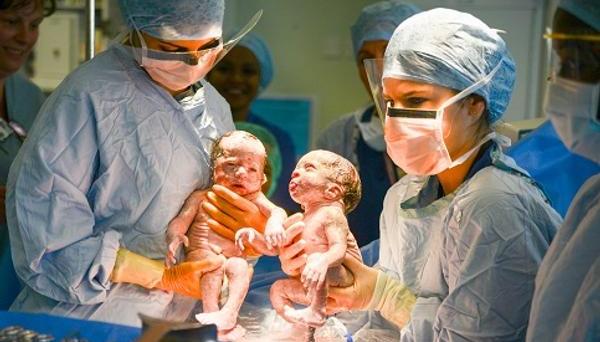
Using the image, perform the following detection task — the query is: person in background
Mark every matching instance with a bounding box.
[527,1,599,341]
[5,0,249,327]
[289,8,560,340]
[207,32,298,212]
[0,0,55,310]
[316,0,420,247]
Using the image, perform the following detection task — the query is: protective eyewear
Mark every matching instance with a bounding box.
[544,28,600,83]
[135,10,263,66]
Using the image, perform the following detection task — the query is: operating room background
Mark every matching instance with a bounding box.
[30,0,557,151]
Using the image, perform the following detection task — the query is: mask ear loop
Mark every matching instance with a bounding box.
[438,60,504,140]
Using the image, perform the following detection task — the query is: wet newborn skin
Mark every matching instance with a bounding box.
[237,150,363,328]
[166,131,287,341]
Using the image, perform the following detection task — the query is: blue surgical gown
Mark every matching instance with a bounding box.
[0,72,46,309]
[373,142,561,341]
[6,43,234,326]
[527,174,600,342]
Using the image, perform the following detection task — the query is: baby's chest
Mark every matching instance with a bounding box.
[301,223,329,252]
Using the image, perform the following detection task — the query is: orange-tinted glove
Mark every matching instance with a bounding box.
[327,255,416,328]
[111,248,224,299]
[202,184,268,240]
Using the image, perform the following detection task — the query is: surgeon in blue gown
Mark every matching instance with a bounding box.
[5,0,242,327]
[316,0,421,247]
[0,0,54,309]
[274,8,561,341]
[527,1,599,340]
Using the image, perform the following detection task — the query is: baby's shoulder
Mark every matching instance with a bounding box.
[312,205,347,227]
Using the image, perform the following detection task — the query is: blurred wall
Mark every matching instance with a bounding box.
[226,0,549,147]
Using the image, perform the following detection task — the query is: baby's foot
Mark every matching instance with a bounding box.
[195,310,237,331]
[284,307,326,328]
[218,324,246,341]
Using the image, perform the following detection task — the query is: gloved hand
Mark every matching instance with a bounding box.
[111,248,224,299]
[278,213,306,277]
[202,184,268,241]
[326,255,416,328]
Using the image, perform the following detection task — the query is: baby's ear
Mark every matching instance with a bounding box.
[262,173,268,186]
[325,183,343,201]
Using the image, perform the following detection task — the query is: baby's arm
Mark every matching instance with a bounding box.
[254,194,288,249]
[166,190,206,266]
[302,207,348,291]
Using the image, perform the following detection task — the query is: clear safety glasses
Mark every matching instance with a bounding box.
[133,10,263,66]
[363,58,461,138]
[544,28,600,83]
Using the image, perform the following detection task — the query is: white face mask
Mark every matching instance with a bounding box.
[355,107,385,151]
[546,76,600,164]
[384,62,504,176]
[134,30,222,91]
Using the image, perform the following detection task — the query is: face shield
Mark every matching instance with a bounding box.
[543,26,600,162]
[364,56,504,175]
[130,10,263,66]
[545,29,600,84]
[363,58,386,127]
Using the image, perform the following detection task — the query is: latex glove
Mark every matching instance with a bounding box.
[326,255,416,328]
[165,232,189,267]
[278,213,306,277]
[264,220,286,250]
[111,248,224,299]
[301,252,329,292]
[202,184,268,241]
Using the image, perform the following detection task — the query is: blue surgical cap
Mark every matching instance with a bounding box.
[118,0,224,40]
[383,8,516,124]
[351,1,421,58]
[238,33,274,90]
[558,0,600,31]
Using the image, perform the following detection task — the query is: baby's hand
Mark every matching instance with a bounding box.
[301,252,329,294]
[264,222,286,250]
[165,233,189,268]
[235,227,257,251]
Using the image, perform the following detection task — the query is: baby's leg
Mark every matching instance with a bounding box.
[284,280,327,327]
[188,249,223,314]
[270,278,310,319]
[271,278,327,327]
[195,257,250,332]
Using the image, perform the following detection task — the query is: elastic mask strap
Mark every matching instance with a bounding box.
[440,60,504,109]
[450,132,497,166]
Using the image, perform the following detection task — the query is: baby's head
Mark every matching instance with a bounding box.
[289,150,362,213]
[211,130,267,196]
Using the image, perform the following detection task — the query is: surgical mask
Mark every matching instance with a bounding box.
[128,10,263,92]
[384,62,503,176]
[134,31,222,91]
[355,108,385,151]
[546,76,600,164]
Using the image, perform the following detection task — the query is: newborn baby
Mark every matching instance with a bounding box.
[236,150,363,327]
[166,130,287,340]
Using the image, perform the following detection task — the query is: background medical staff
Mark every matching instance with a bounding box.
[286,8,560,341]
[0,0,54,309]
[316,0,420,247]
[5,0,240,327]
[527,0,599,340]
[207,33,298,212]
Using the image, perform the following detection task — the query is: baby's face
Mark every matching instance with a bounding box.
[213,135,266,196]
[289,151,335,205]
